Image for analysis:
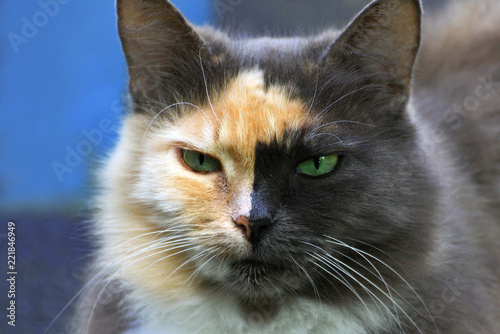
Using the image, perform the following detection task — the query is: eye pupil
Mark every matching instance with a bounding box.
[199,153,205,166]
[314,157,321,169]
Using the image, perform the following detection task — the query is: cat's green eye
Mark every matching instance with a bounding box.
[182,149,221,173]
[298,155,339,177]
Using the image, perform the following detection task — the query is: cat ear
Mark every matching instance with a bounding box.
[117,0,206,110]
[326,0,422,103]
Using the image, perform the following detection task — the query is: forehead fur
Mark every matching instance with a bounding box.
[173,69,311,173]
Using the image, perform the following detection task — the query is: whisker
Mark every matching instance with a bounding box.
[84,236,212,333]
[322,238,400,325]
[142,101,211,142]
[162,246,218,284]
[324,236,437,333]
[85,239,195,333]
[304,72,320,121]
[198,52,218,121]
[310,266,341,296]
[325,236,436,321]
[44,228,184,333]
[321,253,413,332]
[307,132,345,146]
[310,85,375,124]
[306,120,375,138]
[183,250,220,292]
[302,241,411,331]
[138,241,198,273]
[289,254,322,305]
[308,252,378,324]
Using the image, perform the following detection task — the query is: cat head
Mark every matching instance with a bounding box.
[109,0,436,309]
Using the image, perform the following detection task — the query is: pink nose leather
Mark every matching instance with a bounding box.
[234,215,251,239]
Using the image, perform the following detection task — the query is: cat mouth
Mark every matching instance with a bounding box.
[234,259,267,267]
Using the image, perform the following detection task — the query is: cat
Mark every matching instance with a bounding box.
[71,0,500,333]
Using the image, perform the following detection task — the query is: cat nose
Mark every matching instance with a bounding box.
[234,215,251,239]
[234,215,273,246]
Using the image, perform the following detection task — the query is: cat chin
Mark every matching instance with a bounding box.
[196,255,302,302]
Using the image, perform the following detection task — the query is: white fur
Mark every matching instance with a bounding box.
[123,294,392,334]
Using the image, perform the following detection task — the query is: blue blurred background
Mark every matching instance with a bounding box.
[0,0,443,333]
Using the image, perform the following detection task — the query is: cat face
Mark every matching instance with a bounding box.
[110,0,436,307]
